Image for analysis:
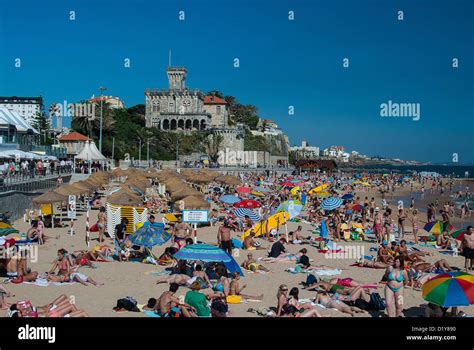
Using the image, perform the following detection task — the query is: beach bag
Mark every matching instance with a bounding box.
[369,292,386,311]
[354,298,371,311]
[226,295,242,304]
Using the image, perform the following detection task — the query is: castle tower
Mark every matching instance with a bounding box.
[167,67,187,91]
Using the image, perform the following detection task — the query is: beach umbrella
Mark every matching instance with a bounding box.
[309,183,328,194]
[352,204,364,212]
[236,186,251,193]
[223,251,244,276]
[451,229,467,241]
[280,181,295,188]
[422,271,474,307]
[219,194,240,204]
[0,227,19,236]
[424,221,453,235]
[234,199,261,209]
[277,200,303,219]
[233,208,260,221]
[341,193,354,201]
[321,197,343,211]
[173,243,232,263]
[127,223,171,247]
[251,191,264,197]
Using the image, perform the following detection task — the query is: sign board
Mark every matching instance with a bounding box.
[67,195,77,219]
[182,210,208,223]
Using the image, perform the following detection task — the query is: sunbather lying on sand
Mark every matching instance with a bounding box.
[156,274,191,286]
[411,259,453,273]
[355,257,390,269]
[280,304,323,317]
[305,282,371,303]
[9,294,88,317]
[315,291,367,316]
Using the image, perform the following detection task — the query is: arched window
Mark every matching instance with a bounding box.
[192,119,199,129]
[152,100,160,112]
[185,119,192,129]
[200,120,206,130]
[170,119,177,130]
[178,119,184,130]
[163,119,170,130]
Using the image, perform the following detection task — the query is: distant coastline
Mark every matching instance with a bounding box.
[338,163,474,177]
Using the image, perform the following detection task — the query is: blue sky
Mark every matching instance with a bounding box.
[0,0,473,163]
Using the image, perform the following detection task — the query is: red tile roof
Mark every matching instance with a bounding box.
[204,96,227,105]
[58,132,89,142]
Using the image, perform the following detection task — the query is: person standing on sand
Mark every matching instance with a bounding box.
[217,221,232,255]
[410,209,419,244]
[461,226,474,271]
[332,210,341,242]
[97,206,107,243]
[384,256,408,318]
[397,208,406,239]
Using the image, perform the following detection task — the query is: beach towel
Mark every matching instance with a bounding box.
[318,249,345,254]
[24,278,77,287]
[286,267,341,276]
[143,310,161,317]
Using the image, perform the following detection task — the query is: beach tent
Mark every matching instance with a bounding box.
[76,140,106,161]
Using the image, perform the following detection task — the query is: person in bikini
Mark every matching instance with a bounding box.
[384,256,408,317]
[47,249,71,283]
[315,291,366,317]
[97,206,107,243]
[229,272,264,301]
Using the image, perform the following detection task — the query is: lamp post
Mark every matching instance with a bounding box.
[138,138,142,168]
[98,86,107,153]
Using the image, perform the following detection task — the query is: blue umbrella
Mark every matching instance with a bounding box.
[127,223,171,247]
[233,208,260,221]
[174,244,232,262]
[224,252,244,276]
[341,193,354,200]
[321,197,343,211]
[219,194,240,204]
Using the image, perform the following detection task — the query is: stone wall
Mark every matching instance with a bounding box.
[0,191,42,222]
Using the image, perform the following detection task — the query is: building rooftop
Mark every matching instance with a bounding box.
[204,95,227,105]
[57,132,89,142]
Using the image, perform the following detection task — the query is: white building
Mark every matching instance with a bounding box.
[290,140,320,159]
[0,96,44,125]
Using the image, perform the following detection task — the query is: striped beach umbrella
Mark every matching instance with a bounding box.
[219,194,240,204]
[233,208,260,221]
[173,243,232,263]
[424,221,453,235]
[321,197,343,211]
[422,271,474,307]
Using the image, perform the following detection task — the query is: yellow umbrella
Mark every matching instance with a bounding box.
[290,186,300,195]
[309,183,328,194]
[251,191,264,197]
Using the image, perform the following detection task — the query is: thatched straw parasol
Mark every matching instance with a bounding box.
[70,182,92,194]
[107,186,143,206]
[33,191,67,204]
[170,186,202,201]
[54,184,86,196]
[175,195,210,210]
[215,175,241,186]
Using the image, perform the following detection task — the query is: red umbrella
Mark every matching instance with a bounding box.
[234,199,262,209]
[280,181,295,187]
[236,186,251,193]
[352,204,364,212]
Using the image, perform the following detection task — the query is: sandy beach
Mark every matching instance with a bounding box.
[2,173,473,318]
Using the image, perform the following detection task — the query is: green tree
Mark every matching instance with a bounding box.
[204,134,224,162]
[31,109,52,145]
